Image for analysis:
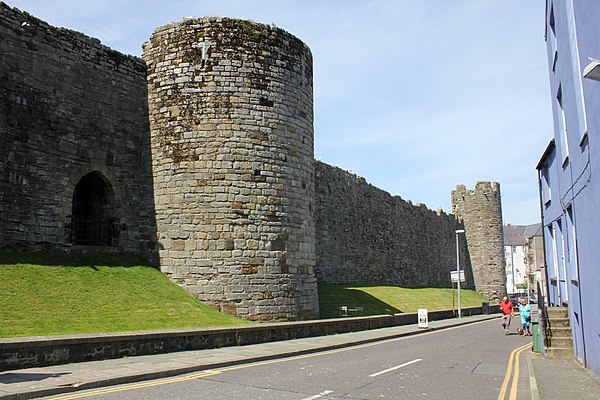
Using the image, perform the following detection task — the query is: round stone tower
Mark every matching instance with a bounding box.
[451,181,506,301]
[143,17,318,321]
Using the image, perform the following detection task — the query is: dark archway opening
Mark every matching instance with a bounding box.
[71,172,115,246]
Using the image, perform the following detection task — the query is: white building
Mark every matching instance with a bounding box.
[503,224,544,295]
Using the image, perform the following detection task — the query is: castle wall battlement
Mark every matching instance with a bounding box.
[0,3,507,320]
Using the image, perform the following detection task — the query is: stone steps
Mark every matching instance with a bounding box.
[546,317,571,327]
[547,335,573,348]
[547,307,569,319]
[545,307,573,359]
[547,347,574,359]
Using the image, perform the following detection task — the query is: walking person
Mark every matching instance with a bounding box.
[519,298,532,336]
[499,295,514,335]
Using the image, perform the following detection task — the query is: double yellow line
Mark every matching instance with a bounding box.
[498,342,531,400]
[50,370,222,400]
[48,320,490,400]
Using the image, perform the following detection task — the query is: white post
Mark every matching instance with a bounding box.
[455,229,465,318]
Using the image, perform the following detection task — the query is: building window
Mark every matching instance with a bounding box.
[556,85,570,164]
[549,4,556,36]
[542,165,552,205]
[566,205,579,283]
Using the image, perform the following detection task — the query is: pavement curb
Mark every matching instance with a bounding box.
[0,315,499,400]
[526,352,540,400]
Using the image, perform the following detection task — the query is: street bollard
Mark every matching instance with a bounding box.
[482,302,489,315]
[532,319,541,353]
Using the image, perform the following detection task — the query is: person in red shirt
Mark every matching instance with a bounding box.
[499,295,514,335]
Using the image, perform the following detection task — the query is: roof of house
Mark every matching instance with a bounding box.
[523,223,542,237]
[503,223,542,246]
[536,139,556,170]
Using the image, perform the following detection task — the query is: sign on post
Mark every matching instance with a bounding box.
[418,309,428,329]
[450,270,465,283]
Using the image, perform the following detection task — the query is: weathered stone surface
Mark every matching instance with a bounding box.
[0,4,506,322]
[452,182,506,300]
[0,3,156,256]
[143,17,318,321]
[315,162,474,288]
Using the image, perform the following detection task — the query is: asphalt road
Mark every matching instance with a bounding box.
[45,319,533,400]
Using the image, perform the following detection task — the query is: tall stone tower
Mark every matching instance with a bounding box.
[143,18,318,321]
[451,182,506,300]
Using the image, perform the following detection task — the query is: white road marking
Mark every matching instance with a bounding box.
[301,390,334,400]
[369,358,423,377]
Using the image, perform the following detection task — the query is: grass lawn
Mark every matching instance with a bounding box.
[318,283,489,319]
[0,252,249,338]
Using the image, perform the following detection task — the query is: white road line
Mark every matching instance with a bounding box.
[301,390,334,400]
[369,358,423,377]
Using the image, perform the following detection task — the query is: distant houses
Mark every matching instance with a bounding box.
[538,0,600,378]
[503,224,544,296]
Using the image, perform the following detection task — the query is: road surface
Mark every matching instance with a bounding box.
[44,318,533,400]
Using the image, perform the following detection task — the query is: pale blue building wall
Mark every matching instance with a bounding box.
[539,0,600,377]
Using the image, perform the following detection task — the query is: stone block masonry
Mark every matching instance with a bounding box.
[0,3,156,255]
[143,18,319,321]
[0,3,507,322]
[315,162,475,288]
[452,182,506,300]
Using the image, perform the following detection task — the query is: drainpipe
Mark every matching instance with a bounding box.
[511,246,516,293]
[574,210,587,367]
[536,167,551,307]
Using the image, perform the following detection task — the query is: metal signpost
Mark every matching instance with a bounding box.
[450,270,465,317]
[454,229,466,317]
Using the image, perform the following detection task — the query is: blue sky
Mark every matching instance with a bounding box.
[8,1,553,225]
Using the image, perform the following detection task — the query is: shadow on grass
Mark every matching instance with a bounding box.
[318,284,401,319]
[0,251,153,268]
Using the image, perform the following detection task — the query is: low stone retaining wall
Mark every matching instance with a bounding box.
[0,305,498,371]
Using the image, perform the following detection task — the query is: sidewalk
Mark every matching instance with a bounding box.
[0,314,496,400]
[527,352,600,400]
[0,314,599,400]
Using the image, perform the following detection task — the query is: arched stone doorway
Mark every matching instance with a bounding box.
[71,171,115,246]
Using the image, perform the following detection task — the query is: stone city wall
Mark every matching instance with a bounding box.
[0,4,506,322]
[0,3,156,255]
[315,162,474,288]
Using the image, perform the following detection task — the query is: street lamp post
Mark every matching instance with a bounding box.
[455,229,465,318]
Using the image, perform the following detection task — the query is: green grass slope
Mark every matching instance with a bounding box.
[318,283,489,319]
[0,252,248,338]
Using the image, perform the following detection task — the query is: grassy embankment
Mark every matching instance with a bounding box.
[0,252,248,338]
[0,252,490,337]
[318,283,489,319]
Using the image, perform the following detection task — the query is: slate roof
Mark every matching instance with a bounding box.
[503,223,542,246]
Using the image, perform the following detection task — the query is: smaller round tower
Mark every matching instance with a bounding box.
[451,181,506,301]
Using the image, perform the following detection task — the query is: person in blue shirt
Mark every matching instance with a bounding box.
[518,298,532,336]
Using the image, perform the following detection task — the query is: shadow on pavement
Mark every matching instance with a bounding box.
[0,372,70,384]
